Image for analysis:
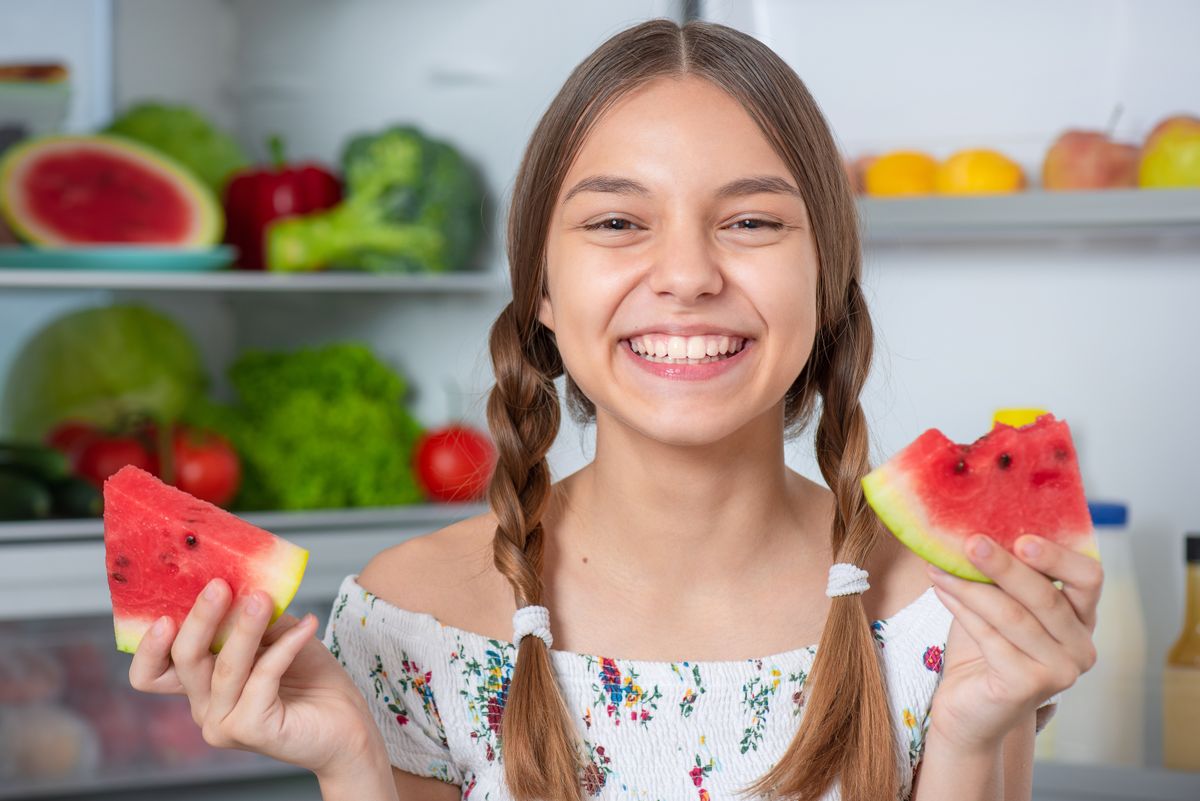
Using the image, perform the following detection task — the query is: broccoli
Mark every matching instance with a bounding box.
[266,125,488,273]
[184,342,426,511]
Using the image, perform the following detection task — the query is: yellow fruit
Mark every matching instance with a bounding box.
[864,151,938,197]
[936,149,1026,194]
[1139,125,1200,188]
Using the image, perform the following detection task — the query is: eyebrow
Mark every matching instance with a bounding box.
[561,173,803,204]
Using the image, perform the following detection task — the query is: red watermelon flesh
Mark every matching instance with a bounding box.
[0,134,221,247]
[102,465,307,654]
[861,413,1098,582]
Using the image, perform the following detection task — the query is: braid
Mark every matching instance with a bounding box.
[485,301,584,801]
[742,278,900,801]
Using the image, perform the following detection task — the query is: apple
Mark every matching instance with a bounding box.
[1144,114,1200,151]
[1139,114,1200,188]
[1041,129,1139,190]
[843,154,876,195]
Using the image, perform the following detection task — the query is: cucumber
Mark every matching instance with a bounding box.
[0,470,53,520]
[49,476,102,518]
[0,443,71,482]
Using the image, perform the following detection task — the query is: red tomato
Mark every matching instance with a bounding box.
[171,427,241,507]
[413,424,496,502]
[45,421,100,463]
[75,436,156,487]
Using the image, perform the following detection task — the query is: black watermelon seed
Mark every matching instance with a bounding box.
[954,459,967,474]
[112,572,127,583]
[185,534,198,547]
[1054,448,1068,460]
[998,453,1012,469]
[114,554,130,567]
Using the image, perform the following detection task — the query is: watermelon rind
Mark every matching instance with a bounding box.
[863,463,993,583]
[0,133,223,247]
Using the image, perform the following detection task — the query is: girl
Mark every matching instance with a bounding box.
[128,18,1102,801]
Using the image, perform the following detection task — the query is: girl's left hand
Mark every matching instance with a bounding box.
[925,532,1104,754]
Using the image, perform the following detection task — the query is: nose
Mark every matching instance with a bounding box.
[644,220,724,303]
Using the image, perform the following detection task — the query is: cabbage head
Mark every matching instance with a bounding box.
[1,303,207,439]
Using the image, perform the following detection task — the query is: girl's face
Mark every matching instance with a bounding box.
[540,75,820,446]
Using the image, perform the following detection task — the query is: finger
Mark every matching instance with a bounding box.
[240,613,319,715]
[963,534,1095,649]
[171,577,232,716]
[261,613,303,647]
[929,564,1067,668]
[931,584,1032,678]
[207,590,273,723]
[129,615,185,695]
[1011,534,1104,631]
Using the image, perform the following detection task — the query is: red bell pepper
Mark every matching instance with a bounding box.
[222,135,341,270]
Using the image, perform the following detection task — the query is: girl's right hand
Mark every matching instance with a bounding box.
[128,577,386,780]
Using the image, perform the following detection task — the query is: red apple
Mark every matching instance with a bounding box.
[1042,129,1139,190]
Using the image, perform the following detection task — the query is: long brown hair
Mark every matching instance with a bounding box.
[484,17,896,801]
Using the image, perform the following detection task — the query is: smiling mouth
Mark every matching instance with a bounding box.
[621,336,751,364]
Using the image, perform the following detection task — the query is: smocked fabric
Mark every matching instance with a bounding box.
[322,574,1058,800]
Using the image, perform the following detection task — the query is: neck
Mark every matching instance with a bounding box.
[547,405,831,602]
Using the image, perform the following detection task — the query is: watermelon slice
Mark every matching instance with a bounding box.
[862,413,1099,582]
[102,465,307,654]
[0,134,222,247]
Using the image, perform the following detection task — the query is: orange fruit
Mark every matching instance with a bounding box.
[864,150,938,196]
[935,149,1025,194]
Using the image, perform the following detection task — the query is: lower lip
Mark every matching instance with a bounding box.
[621,338,754,381]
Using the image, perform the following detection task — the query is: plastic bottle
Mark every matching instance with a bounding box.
[1042,501,1146,766]
[1164,533,1200,771]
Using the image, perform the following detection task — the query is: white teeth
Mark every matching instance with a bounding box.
[626,334,749,364]
[628,333,746,359]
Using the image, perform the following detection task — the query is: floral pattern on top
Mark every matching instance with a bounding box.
[324,576,988,800]
[449,632,513,763]
[672,661,706,718]
[586,655,664,727]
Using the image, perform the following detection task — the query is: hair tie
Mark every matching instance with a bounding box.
[826,562,870,597]
[512,604,553,649]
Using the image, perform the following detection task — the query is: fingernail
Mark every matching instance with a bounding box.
[970,536,993,559]
[204,579,222,601]
[245,594,263,616]
[1021,537,1041,558]
[152,616,169,637]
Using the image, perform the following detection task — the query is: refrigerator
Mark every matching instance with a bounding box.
[1,1,1198,799]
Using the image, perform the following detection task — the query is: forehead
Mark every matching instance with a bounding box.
[558,76,797,204]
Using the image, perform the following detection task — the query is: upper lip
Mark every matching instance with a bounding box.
[621,323,756,340]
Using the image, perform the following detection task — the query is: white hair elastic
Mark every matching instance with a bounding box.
[826,562,870,597]
[512,604,553,649]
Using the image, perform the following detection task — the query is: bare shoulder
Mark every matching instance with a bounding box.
[356,510,513,634]
[802,476,931,620]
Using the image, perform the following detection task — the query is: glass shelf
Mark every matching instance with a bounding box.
[0,267,511,293]
[859,187,1200,245]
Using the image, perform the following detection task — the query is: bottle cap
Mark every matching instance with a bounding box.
[993,408,1050,428]
[1187,534,1200,564]
[1087,501,1127,528]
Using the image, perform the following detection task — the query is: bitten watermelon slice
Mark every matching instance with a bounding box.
[862,413,1099,582]
[102,465,307,654]
[0,134,222,247]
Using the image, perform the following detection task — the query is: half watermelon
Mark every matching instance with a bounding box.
[102,465,307,654]
[0,134,222,247]
[862,413,1099,582]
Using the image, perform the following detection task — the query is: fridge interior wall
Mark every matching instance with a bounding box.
[0,0,1197,793]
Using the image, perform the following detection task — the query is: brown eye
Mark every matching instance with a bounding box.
[583,217,640,232]
[728,218,784,232]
